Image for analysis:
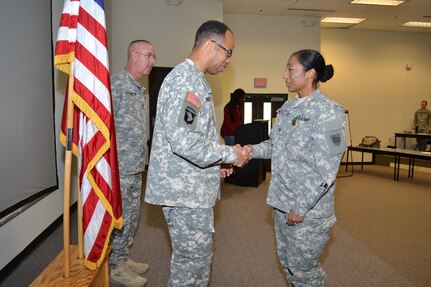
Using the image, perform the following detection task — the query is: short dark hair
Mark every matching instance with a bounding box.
[194,20,231,48]
[127,39,152,58]
[421,100,427,105]
[292,49,334,87]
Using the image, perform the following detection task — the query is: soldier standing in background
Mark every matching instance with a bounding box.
[144,20,251,287]
[246,49,346,286]
[413,100,431,151]
[110,39,156,287]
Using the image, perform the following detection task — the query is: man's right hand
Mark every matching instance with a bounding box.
[234,144,252,167]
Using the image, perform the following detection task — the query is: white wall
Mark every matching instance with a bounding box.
[222,14,320,94]
[110,0,223,72]
[321,29,431,151]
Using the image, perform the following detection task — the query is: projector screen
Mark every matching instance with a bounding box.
[0,0,58,217]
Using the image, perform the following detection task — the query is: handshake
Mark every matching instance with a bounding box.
[234,144,253,167]
[220,144,253,178]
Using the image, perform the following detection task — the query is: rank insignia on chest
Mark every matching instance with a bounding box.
[186,91,202,109]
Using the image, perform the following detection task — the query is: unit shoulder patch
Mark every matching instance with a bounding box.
[177,92,201,130]
[324,119,346,156]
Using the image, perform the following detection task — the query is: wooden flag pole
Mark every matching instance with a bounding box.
[78,185,84,259]
[63,62,75,278]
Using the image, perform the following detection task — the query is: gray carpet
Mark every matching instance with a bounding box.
[1,165,430,286]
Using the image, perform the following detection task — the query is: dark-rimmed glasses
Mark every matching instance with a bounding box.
[210,40,233,58]
[134,51,157,61]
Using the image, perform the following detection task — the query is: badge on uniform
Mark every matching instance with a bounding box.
[186,91,202,109]
[330,134,341,146]
[177,91,201,130]
[324,119,346,156]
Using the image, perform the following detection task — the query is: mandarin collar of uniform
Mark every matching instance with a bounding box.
[185,58,211,99]
[278,89,320,114]
[123,69,144,90]
[292,88,321,107]
[185,58,205,78]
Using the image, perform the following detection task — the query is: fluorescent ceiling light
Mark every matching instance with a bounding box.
[402,21,431,28]
[163,0,183,6]
[321,17,366,24]
[350,0,406,6]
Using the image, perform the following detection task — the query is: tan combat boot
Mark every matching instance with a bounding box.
[110,262,147,287]
[126,258,149,274]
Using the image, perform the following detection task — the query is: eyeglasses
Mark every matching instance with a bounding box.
[210,40,233,58]
[134,51,157,61]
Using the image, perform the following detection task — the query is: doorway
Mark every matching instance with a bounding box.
[242,93,288,135]
[148,66,173,143]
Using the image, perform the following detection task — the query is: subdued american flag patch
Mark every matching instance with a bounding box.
[186,91,202,109]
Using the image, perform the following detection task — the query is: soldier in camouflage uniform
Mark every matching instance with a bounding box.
[248,49,346,287]
[110,40,156,287]
[413,100,431,151]
[144,21,250,287]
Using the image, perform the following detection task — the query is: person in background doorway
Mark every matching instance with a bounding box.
[245,49,346,286]
[110,39,156,287]
[413,100,431,151]
[220,88,246,146]
[144,20,251,287]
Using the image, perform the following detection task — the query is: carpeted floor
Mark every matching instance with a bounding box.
[1,165,430,287]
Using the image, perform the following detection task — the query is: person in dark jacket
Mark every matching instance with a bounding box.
[221,88,245,145]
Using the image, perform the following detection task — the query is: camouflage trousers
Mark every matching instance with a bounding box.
[110,173,143,265]
[273,208,335,287]
[162,206,215,287]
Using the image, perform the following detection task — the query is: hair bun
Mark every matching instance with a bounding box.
[320,64,334,82]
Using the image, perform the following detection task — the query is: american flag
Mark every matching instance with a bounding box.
[55,0,123,270]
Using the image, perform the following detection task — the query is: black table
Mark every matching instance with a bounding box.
[346,146,431,181]
[394,132,431,149]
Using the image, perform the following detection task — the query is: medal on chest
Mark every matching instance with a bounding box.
[291,110,300,126]
[290,97,308,127]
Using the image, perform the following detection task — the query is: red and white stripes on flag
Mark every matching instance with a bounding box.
[55,0,123,270]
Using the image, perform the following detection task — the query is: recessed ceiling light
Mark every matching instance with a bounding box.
[350,0,407,6]
[402,21,431,28]
[321,17,367,24]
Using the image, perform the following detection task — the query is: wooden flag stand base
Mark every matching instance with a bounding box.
[30,245,111,287]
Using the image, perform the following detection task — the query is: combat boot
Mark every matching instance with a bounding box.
[126,258,149,274]
[111,262,147,287]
